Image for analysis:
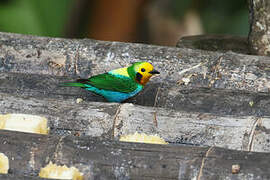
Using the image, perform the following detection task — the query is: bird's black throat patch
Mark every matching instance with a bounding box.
[136,72,143,82]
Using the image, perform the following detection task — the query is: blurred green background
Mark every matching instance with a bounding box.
[0,0,248,46]
[0,0,72,37]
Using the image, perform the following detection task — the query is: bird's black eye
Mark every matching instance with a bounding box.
[141,68,145,72]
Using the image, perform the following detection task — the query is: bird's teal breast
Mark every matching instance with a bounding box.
[85,84,143,102]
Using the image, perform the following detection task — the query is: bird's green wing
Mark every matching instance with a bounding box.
[79,73,139,93]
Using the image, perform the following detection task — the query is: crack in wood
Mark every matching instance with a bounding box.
[112,104,123,138]
[153,87,160,128]
[197,146,214,180]
[248,117,262,151]
[178,60,208,76]
[208,56,223,87]
[52,135,66,162]
[29,147,38,171]
[153,111,158,128]
[153,86,161,107]
[74,50,79,75]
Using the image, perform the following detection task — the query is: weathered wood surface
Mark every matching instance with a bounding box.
[1,32,270,179]
[1,92,270,152]
[1,32,270,95]
[0,92,118,138]
[0,174,49,180]
[177,34,249,54]
[1,32,270,115]
[1,130,270,180]
[2,71,270,116]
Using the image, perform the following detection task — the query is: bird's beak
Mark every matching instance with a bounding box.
[149,69,160,75]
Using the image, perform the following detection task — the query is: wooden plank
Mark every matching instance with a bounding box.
[114,103,270,152]
[0,131,57,178]
[1,72,270,116]
[176,34,248,54]
[0,92,118,138]
[1,130,270,179]
[1,93,270,152]
[0,32,270,95]
[1,32,270,116]
[0,174,49,180]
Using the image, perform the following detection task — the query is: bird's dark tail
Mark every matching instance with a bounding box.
[59,79,89,88]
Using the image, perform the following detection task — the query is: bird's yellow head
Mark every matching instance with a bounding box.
[128,62,160,86]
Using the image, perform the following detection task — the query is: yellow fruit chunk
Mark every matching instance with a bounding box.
[0,153,9,174]
[39,162,83,180]
[0,114,49,134]
[120,132,168,144]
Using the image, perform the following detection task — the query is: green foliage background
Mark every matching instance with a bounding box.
[0,0,248,38]
[0,0,72,37]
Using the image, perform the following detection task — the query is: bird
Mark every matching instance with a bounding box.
[61,62,160,102]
